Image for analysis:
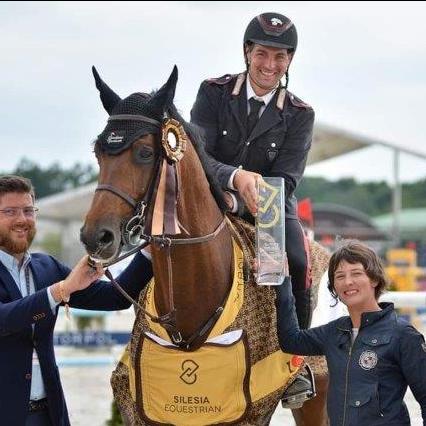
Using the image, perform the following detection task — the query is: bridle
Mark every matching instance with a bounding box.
[91,113,228,350]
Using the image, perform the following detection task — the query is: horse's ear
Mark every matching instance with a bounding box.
[92,66,121,115]
[148,66,178,117]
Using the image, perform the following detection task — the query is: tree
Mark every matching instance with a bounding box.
[297,177,393,216]
[3,158,98,198]
[3,158,425,216]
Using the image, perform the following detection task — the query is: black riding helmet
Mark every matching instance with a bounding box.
[244,12,298,52]
[243,13,297,88]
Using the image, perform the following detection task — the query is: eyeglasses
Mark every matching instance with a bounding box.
[0,207,39,218]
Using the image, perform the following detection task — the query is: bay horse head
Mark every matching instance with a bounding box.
[81,66,233,345]
[80,66,181,262]
[81,66,201,261]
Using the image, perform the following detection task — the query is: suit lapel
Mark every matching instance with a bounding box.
[29,257,47,291]
[248,93,284,143]
[0,261,22,301]
[229,81,248,138]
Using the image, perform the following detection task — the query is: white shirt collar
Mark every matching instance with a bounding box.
[0,249,31,272]
[246,76,277,107]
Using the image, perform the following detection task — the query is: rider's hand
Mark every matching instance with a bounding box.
[223,191,236,211]
[233,169,263,216]
[143,244,152,254]
[62,255,104,296]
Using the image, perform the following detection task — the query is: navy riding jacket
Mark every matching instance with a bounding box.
[0,252,152,426]
[191,72,314,219]
[276,281,426,426]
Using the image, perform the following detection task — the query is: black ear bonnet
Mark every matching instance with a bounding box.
[96,92,161,155]
[92,66,178,155]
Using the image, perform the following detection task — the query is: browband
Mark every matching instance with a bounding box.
[108,114,161,127]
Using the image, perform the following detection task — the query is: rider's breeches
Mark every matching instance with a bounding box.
[285,219,312,330]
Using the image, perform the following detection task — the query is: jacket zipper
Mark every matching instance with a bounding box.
[342,333,355,426]
[377,386,384,417]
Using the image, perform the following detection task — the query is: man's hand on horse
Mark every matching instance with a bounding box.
[233,169,263,216]
[50,255,105,303]
[65,256,104,293]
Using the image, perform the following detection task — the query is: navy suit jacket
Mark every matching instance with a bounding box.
[0,252,152,426]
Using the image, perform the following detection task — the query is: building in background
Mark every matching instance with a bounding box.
[374,208,426,266]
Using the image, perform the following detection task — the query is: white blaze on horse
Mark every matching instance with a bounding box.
[80,66,329,426]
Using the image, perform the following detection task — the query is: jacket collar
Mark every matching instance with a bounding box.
[0,261,23,300]
[0,250,32,300]
[0,252,46,299]
[359,302,395,328]
[28,256,44,292]
[229,77,248,135]
[0,249,31,272]
[336,302,395,332]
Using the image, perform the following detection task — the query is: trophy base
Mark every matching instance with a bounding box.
[257,273,285,286]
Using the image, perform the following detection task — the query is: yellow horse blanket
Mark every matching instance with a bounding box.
[111,217,330,425]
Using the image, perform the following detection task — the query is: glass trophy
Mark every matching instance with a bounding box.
[255,177,288,286]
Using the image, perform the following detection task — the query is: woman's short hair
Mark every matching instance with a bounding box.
[328,240,388,302]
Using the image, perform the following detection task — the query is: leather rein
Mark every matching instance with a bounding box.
[92,113,228,350]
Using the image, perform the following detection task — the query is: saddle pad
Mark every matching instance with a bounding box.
[135,332,250,425]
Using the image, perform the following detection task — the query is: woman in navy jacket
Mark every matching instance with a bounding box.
[276,240,426,426]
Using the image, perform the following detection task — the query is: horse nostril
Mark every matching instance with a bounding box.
[98,228,115,247]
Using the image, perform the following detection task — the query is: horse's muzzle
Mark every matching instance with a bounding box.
[80,224,120,260]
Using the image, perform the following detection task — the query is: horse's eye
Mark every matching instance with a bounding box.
[134,145,154,164]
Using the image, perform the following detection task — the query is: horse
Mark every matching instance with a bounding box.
[80,65,329,426]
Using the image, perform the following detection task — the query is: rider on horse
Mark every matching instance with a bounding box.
[190,12,315,406]
[85,65,321,424]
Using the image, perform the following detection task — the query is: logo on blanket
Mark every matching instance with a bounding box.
[180,360,199,384]
[359,350,378,370]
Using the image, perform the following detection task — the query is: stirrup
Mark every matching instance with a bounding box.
[281,363,316,409]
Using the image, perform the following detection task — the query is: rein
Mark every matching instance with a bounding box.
[98,211,228,350]
[92,113,229,350]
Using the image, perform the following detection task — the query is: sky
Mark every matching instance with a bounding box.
[1,1,426,183]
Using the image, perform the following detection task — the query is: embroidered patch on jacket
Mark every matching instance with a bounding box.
[359,350,378,370]
[266,149,278,161]
[421,342,426,353]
